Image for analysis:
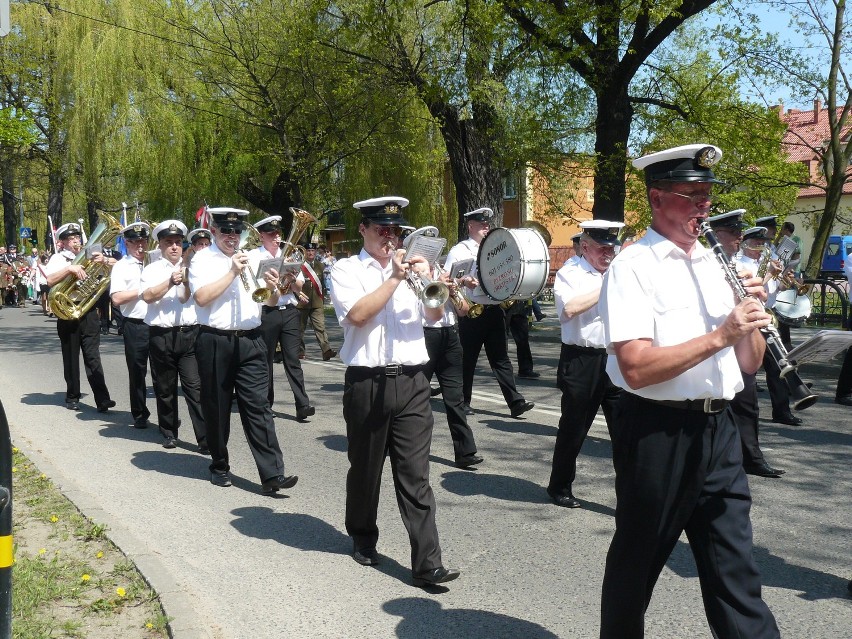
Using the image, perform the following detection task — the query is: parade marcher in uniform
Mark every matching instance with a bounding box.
[547,220,623,509]
[330,196,460,587]
[189,207,297,493]
[406,226,483,469]
[444,208,534,418]
[249,215,315,421]
[297,242,337,361]
[110,222,154,429]
[45,223,116,412]
[504,298,539,378]
[96,244,121,335]
[836,255,852,406]
[737,221,802,426]
[186,228,212,253]
[731,223,787,478]
[599,144,780,638]
[141,220,207,452]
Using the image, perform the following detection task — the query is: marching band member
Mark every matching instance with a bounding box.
[737,223,802,426]
[110,222,154,429]
[45,223,116,413]
[298,242,337,361]
[731,223,787,477]
[406,227,483,469]
[189,207,297,494]
[444,208,534,418]
[599,144,779,638]
[141,220,207,452]
[330,196,459,587]
[249,215,315,421]
[546,220,623,509]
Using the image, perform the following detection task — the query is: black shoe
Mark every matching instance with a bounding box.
[261,474,298,494]
[772,413,803,426]
[273,352,283,363]
[455,453,484,469]
[510,401,535,418]
[162,436,177,449]
[197,445,210,455]
[412,566,460,587]
[133,419,148,429]
[744,462,784,478]
[353,546,380,566]
[430,386,443,397]
[547,488,581,508]
[97,400,116,413]
[835,394,852,406]
[65,401,79,411]
[296,406,315,421]
[517,371,541,379]
[322,349,337,361]
[462,403,474,416]
[211,472,232,487]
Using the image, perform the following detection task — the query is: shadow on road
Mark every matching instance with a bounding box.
[383,597,560,638]
[316,434,347,452]
[481,417,557,437]
[439,471,544,503]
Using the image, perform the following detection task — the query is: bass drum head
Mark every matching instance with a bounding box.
[774,289,812,326]
[477,227,550,302]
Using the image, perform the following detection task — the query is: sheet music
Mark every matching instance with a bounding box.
[405,236,446,267]
[786,330,852,365]
[256,257,302,279]
[446,258,474,280]
[776,236,799,264]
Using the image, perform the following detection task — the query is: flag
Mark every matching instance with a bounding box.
[116,202,128,257]
[48,215,57,253]
[195,205,209,229]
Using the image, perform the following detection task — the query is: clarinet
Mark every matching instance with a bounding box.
[700,222,817,411]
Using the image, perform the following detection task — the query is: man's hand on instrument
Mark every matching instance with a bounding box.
[460,275,478,289]
[740,275,768,302]
[407,255,431,278]
[390,248,408,281]
[719,297,772,345]
[68,264,87,280]
[230,252,249,276]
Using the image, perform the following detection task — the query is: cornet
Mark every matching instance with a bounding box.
[235,225,272,303]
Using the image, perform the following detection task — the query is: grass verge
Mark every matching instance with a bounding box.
[11,446,170,639]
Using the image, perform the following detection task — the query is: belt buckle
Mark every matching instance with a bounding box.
[385,364,402,377]
[704,398,724,414]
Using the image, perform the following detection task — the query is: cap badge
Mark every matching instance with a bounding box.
[384,204,399,215]
[695,146,719,168]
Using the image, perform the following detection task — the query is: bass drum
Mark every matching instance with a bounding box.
[774,288,812,327]
[477,227,550,302]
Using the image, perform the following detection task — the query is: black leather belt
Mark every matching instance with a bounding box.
[632,394,728,415]
[199,325,261,338]
[262,304,296,313]
[348,364,425,378]
[563,344,606,354]
[149,325,198,334]
[123,317,145,325]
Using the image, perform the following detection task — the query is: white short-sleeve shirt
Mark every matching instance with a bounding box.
[189,243,261,330]
[247,245,304,308]
[554,257,606,348]
[330,249,430,367]
[44,250,75,277]
[445,238,494,306]
[110,255,148,319]
[141,259,197,327]
[600,227,743,401]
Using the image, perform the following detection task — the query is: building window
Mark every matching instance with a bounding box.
[503,172,518,200]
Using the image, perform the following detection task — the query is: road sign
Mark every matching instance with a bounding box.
[0,0,9,38]
[19,227,31,239]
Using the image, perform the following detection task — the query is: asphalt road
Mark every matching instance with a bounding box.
[1,302,850,638]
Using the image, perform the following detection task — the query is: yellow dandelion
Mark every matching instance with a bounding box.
[96,551,104,559]
[40,474,47,480]
[81,574,91,582]
[145,623,153,629]
[38,548,46,555]
[11,467,16,473]
[11,447,17,453]
[50,515,58,523]
[116,587,126,597]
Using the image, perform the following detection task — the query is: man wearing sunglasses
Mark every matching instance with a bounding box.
[330,196,460,588]
[599,144,779,638]
[189,207,297,495]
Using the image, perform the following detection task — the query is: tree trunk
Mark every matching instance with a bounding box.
[237,170,303,234]
[592,85,633,223]
[804,184,844,278]
[1,155,16,248]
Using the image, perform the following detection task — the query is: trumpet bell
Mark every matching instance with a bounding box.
[422,281,450,308]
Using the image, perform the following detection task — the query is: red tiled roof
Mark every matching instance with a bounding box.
[779,102,852,196]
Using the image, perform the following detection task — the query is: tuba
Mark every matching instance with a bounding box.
[49,212,123,320]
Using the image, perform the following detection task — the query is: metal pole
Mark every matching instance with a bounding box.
[0,399,13,638]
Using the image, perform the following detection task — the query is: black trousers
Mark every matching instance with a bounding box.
[259,306,310,410]
[424,326,477,458]
[836,346,852,398]
[763,349,791,417]
[729,371,765,466]
[149,325,206,446]
[458,305,524,409]
[548,345,620,496]
[196,328,285,481]
[505,310,534,374]
[343,365,442,576]
[56,310,111,406]
[121,318,151,423]
[600,393,779,639]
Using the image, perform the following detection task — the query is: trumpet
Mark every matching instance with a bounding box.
[779,269,812,295]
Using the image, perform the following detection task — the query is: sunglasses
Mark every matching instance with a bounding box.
[374,225,403,238]
[217,225,244,235]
